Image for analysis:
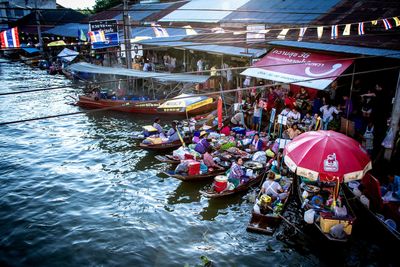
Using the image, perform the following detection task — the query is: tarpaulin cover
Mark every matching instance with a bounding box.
[241,48,353,90]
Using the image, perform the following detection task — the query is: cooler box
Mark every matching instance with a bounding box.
[232,127,246,135]
[214,175,228,192]
[188,161,200,175]
[319,212,354,235]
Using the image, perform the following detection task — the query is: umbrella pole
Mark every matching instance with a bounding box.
[258,108,263,134]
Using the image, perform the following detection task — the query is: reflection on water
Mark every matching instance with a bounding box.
[0,61,396,266]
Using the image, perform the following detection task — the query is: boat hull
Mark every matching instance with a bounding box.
[77,96,216,116]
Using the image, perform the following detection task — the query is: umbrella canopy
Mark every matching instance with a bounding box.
[217,97,223,129]
[283,130,372,183]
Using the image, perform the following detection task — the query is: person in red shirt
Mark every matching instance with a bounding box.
[284,91,296,110]
[220,123,231,136]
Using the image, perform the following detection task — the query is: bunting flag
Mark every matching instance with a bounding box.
[317,26,324,40]
[358,22,365,35]
[331,25,338,39]
[78,29,87,42]
[0,27,20,48]
[382,18,392,30]
[371,20,378,25]
[393,17,400,27]
[151,23,169,37]
[343,24,351,36]
[298,27,307,41]
[183,25,197,35]
[88,30,106,43]
[277,28,289,40]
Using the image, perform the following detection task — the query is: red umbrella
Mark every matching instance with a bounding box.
[283,130,372,183]
[217,96,223,129]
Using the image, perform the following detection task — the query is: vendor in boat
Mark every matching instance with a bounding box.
[284,123,302,140]
[167,121,180,142]
[203,146,223,170]
[261,172,288,200]
[231,110,247,129]
[381,172,400,201]
[228,158,247,188]
[250,133,263,152]
[153,118,165,138]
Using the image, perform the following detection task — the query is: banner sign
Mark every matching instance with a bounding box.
[241,48,353,90]
[89,20,119,49]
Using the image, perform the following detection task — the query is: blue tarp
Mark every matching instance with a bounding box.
[21,47,40,54]
[44,23,89,38]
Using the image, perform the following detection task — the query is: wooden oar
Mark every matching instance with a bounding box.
[176,127,186,148]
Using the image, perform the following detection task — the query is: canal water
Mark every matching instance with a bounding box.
[0,61,396,267]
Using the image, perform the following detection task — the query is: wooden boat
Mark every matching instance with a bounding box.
[163,168,226,182]
[138,138,190,152]
[297,177,356,242]
[76,95,216,117]
[247,177,293,235]
[345,174,400,242]
[155,155,180,164]
[200,171,265,199]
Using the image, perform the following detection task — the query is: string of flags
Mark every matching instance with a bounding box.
[246,15,400,41]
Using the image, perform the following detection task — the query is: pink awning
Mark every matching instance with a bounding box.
[241,48,353,90]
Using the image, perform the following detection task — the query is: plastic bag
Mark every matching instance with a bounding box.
[334,205,348,217]
[175,162,189,174]
[330,224,346,239]
[381,127,394,149]
[304,209,315,224]
[252,151,267,164]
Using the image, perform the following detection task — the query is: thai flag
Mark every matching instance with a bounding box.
[358,22,365,35]
[331,25,338,39]
[88,30,106,43]
[151,23,169,38]
[383,18,392,30]
[0,27,20,48]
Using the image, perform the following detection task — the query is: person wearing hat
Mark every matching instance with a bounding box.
[261,172,288,200]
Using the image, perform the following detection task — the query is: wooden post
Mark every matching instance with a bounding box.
[384,70,400,160]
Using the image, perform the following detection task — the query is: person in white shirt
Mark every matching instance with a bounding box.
[197,59,203,72]
[320,102,339,130]
[287,108,301,126]
[280,106,291,117]
[261,172,288,200]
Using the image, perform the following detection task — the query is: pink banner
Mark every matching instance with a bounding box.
[241,48,353,90]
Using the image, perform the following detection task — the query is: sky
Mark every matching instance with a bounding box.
[57,0,96,9]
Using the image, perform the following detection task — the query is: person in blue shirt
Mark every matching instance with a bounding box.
[381,173,400,200]
[250,133,263,152]
[167,121,180,142]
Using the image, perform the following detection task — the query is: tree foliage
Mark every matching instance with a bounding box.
[93,0,123,13]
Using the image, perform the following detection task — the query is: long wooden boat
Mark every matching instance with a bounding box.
[345,174,400,242]
[76,95,216,117]
[200,172,265,199]
[138,138,190,152]
[155,155,181,164]
[246,178,293,235]
[297,177,356,242]
[163,168,226,182]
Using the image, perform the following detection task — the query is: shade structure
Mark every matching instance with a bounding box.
[217,97,223,129]
[241,47,353,90]
[157,93,213,113]
[283,130,372,182]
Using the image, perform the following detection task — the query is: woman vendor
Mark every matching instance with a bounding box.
[203,146,223,170]
[261,172,288,200]
[228,158,247,187]
[250,133,263,152]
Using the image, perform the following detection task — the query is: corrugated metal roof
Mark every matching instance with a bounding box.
[269,41,400,59]
[159,0,251,23]
[44,23,89,38]
[221,0,341,24]
[118,27,188,40]
[138,36,266,57]
[114,2,176,21]
[68,62,209,83]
